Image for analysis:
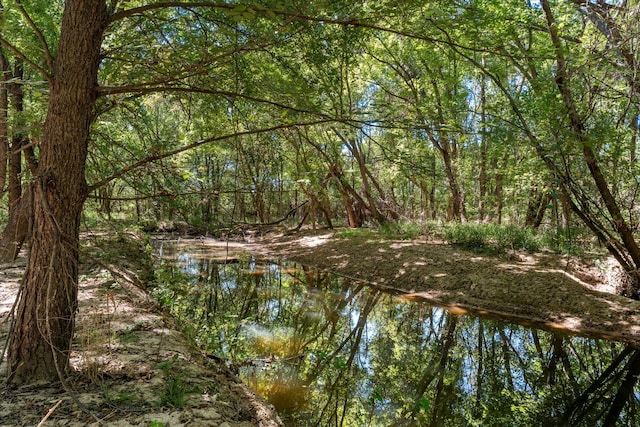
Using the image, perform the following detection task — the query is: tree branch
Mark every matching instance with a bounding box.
[0,37,51,83]
[87,118,339,191]
[109,1,495,54]
[99,26,293,95]
[110,1,236,22]
[98,85,332,119]
[15,0,54,72]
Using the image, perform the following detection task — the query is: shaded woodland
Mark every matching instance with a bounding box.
[0,0,640,389]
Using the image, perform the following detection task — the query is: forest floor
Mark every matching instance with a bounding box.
[1,227,640,426]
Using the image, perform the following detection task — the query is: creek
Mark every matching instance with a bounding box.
[153,238,640,426]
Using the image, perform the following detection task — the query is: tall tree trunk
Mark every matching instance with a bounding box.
[429,132,466,222]
[0,60,29,263]
[492,152,508,225]
[478,66,488,222]
[6,0,108,384]
[0,49,8,194]
[429,153,437,220]
[525,185,548,228]
[542,0,640,296]
[532,193,550,229]
[442,148,465,221]
[343,194,361,228]
[335,130,387,224]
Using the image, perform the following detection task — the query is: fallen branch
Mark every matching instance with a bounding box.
[37,399,63,427]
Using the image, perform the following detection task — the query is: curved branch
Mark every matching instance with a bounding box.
[109,1,494,54]
[0,37,51,83]
[110,1,235,22]
[15,0,54,72]
[88,118,339,191]
[98,85,332,119]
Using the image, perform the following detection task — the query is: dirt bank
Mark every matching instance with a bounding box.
[0,234,283,427]
[247,229,640,346]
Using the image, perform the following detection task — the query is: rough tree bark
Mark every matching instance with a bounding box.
[6,0,109,384]
[542,0,640,296]
[0,60,31,263]
[0,49,8,194]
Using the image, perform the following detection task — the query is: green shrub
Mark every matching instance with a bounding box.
[157,354,188,408]
[440,223,542,254]
[538,226,596,255]
[379,221,424,240]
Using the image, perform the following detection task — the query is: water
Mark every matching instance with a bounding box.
[153,239,640,426]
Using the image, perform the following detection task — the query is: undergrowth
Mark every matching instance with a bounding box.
[157,354,189,408]
[437,222,596,255]
[338,221,598,256]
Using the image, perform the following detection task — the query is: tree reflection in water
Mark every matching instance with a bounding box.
[153,241,640,426]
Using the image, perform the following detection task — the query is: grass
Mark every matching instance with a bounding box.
[439,222,542,254]
[335,220,598,256]
[438,222,599,255]
[335,227,379,239]
[335,221,424,241]
[157,354,189,408]
[104,388,142,407]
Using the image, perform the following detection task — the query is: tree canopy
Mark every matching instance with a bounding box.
[0,0,639,385]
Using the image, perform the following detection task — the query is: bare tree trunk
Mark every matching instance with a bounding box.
[335,130,387,224]
[492,153,508,225]
[0,49,8,193]
[344,195,361,228]
[525,185,549,228]
[430,133,466,222]
[478,67,488,222]
[542,0,640,296]
[6,0,108,384]
[0,60,30,263]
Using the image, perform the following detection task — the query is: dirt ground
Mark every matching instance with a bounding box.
[1,227,640,426]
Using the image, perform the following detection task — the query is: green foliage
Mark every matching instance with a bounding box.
[2,0,636,266]
[439,223,542,254]
[335,227,378,239]
[157,354,189,408]
[433,222,601,256]
[335,222,424,241]
[539,226,597,256]
[379,221,425,240]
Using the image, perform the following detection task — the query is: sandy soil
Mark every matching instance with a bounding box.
[1,227,640,426]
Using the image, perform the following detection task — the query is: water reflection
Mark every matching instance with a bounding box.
[153,240,640,426]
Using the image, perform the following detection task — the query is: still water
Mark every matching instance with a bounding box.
[153,239,640,426]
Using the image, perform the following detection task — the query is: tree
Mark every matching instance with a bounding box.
[0,0,349,385]
[0,57,34,263]
[3,0,109,384]
[0,48,7,197]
